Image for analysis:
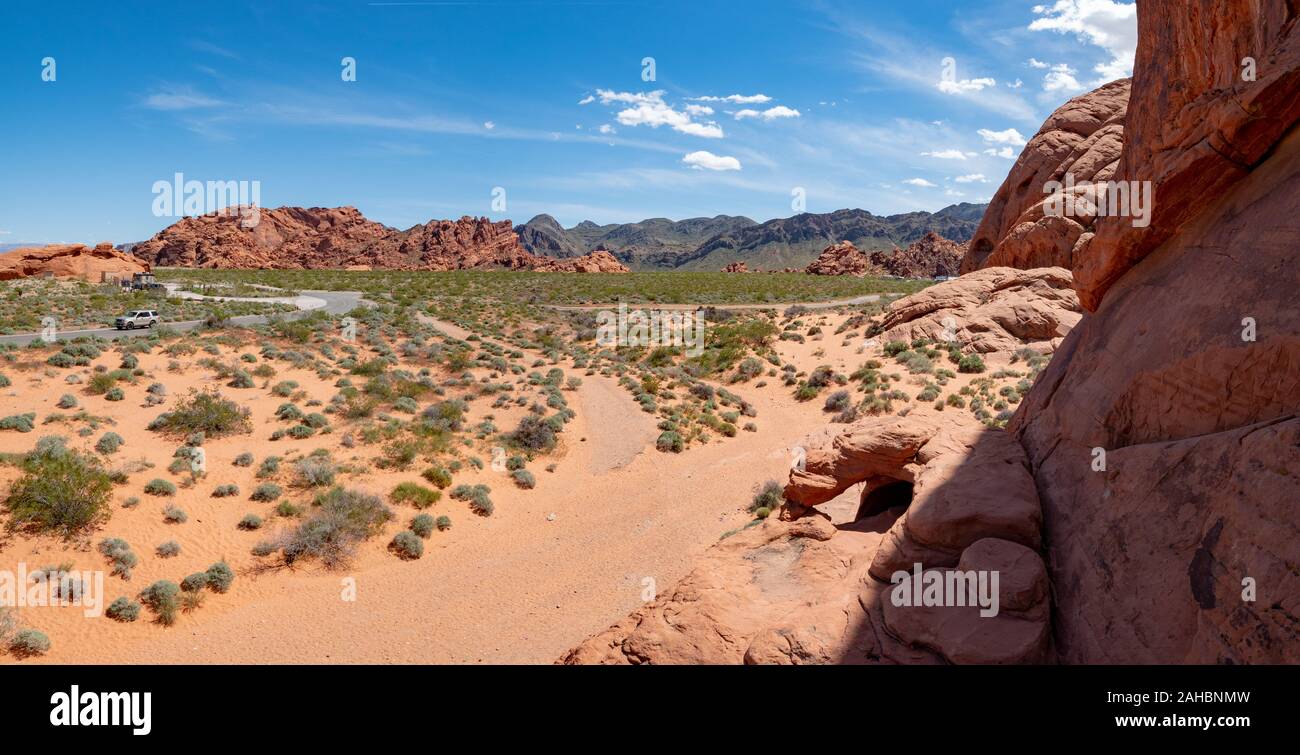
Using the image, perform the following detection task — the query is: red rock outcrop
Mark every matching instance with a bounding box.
[961,79,1129,275]
[531,250,630,273]
[131,206,626,272]
[721,261,749,273]
[872,231,965,278]
[0,242,149,281]
[874,266,1082,354]
[804,241,883,276]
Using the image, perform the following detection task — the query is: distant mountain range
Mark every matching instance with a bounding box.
[514,203,987,271]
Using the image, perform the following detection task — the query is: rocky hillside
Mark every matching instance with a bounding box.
[131,206,627,272]
[804,232,965,278]
[515,204,985,271]
[566,0,1299,665]
[0,242,149,281]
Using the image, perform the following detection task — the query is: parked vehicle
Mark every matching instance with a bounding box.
[114,310,160,329]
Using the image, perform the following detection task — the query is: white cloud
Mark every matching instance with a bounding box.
[937,76,996,94]
[596,89,724,138]
[691,94,772,104]
[1007,78,1024,89]
[978,127,1027,146]
[598,124,615,134]
[1030,0,1138,85]
[733,105,801,121]
[483,121,495,130]
[682,151,741,171]
[954,173,988,183]
[983,147,1017,159]
[143,88,226,110]
[1043,63,1084,92]
[578,95,595,105]
[921,149,969,160]
[1027,57,1050,69]
[684,104,714,116]
[944,188,965,197]
[902,177,937,187]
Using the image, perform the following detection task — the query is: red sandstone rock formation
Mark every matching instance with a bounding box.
[961,79,1129,275]
[721,261,749,273]
[130,206,626,272]
[875,266,1081,354]
[873,231,965,278]
[532,250,630,273]
[0,242,149,281]
[804,241,883,276]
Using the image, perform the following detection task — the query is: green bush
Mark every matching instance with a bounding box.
[10,629,50,657]
[251,483,282,502]
[0,413,36,433]
[277,487,393,568]
[105,387,125,402]
[156,540,180,558]
[656,430,684,453]
[511,469,536,489]
[144,478,177,496]
[450,484,493,516]
[212,483,240,497]
[4,444,112,537]
[750,480,784,513]
[958,354,986,374]
[95,431,124,454]
[294,457,335,488]
[420,466,453,489]
[206,561,234,593]
[181,572,210,592]
[238,514,263,530]
[391,482,440,509]
[389,530,424,560]
[163,505,188,523]
[56,394,78,409]
[509,415,556,452]
[106,597,141,622]
[232,452,254,467]
[411,513,435,538]
[436,515,452,531]
[150,389,251,438]
[141,580,180,626]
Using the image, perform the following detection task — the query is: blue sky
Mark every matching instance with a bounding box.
[0,0,1136,244]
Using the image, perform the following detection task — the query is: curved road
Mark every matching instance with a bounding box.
[0,288,365,347]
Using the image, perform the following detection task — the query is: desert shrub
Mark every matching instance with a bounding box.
[151,389,251,437]
[95,431,124,455]
[450,484,493,516]
[144,478,176,496]
[181,572,210,592]
[256,456,280,478]
[232,452,254,467]
[105,387,125,401]
[141,580,180,626]
[10,629,50,657]
[410,513,435,538]
[750,480,784,513]
[275,403,303,422]
[958,354,986,374]
[393,396,418,414]
[97,537,139,579]
[275,500,304,518]
[106,597,141,622]
[212,483,240,498]
[420,466,453,489]
[271,380,298,397]
[251,482,282,502]
[823,389,851,412]
[391,482,440,509]
[4,443,112,537]
[206,561,234,593]
[0,413,36,433]
[294,457,336,488]
[156,540,180,558]
[510,414,556,452]
[511,469,536,489]
[277,487,393,568]
[389,530,423,560]
[56,394,78,409]
[163,505,188,523]
[238,514,263,530]
[656,430,684,453]
[435,515,452,531]
[883,340,909,357]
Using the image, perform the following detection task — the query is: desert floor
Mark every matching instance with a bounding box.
[0,306,1016,664]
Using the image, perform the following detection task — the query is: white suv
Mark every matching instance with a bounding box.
[115,310,160,330]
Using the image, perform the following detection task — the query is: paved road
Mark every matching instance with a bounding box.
[0,289,365,347]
